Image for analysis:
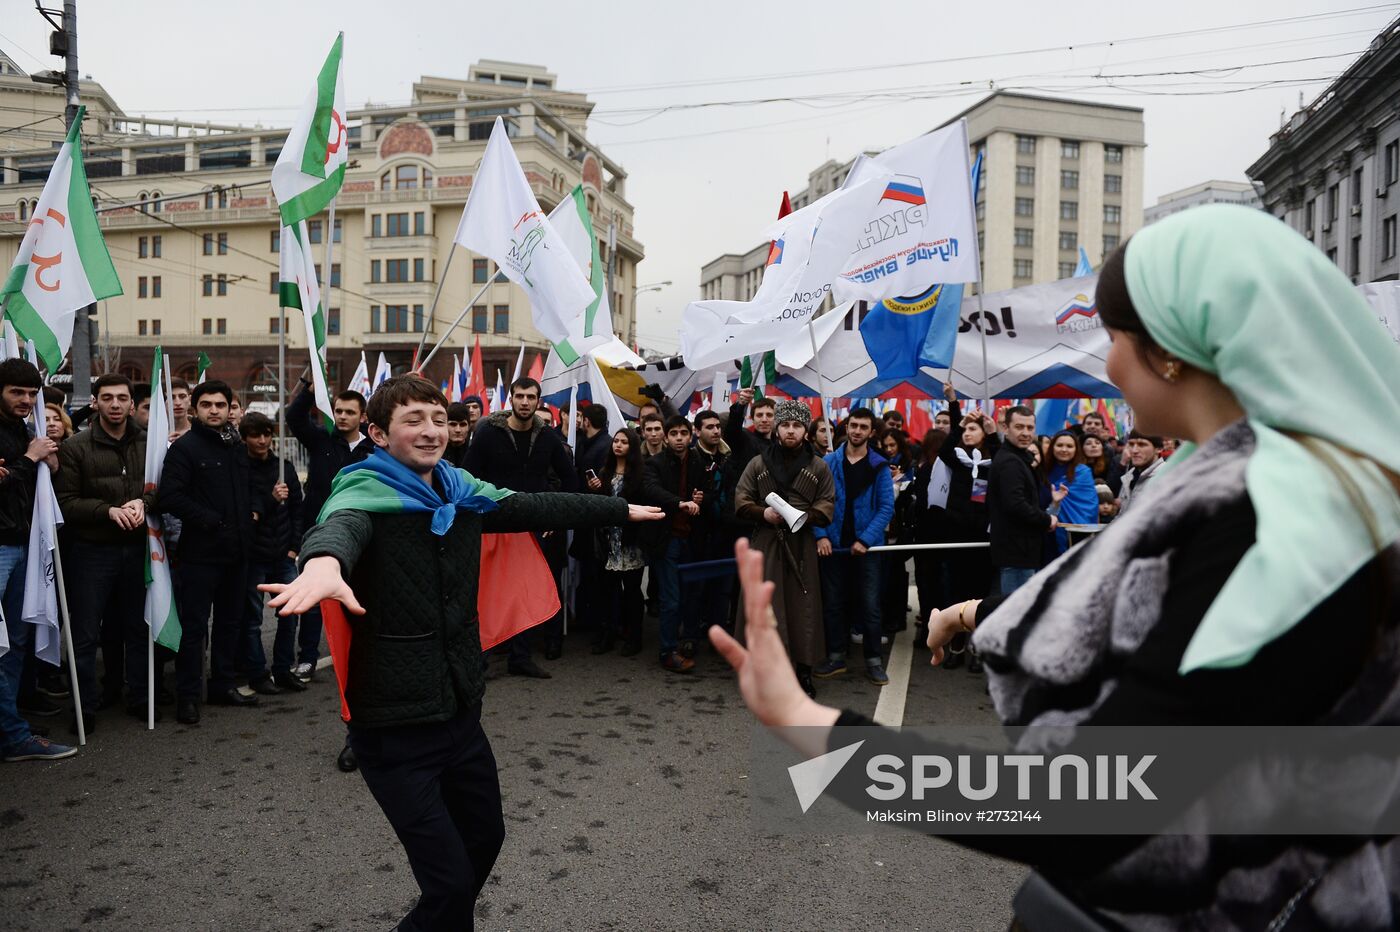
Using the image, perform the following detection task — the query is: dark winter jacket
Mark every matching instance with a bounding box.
[53,419,152,547]
[641,444,710,553]
[987,443,1053,569]
[247,453,304,563]
[288,384,374,526]
[157,420,260,565]
[298,490,627,729]
[0,413,38,546]
[463,410,578,495]
[574,428,610,487]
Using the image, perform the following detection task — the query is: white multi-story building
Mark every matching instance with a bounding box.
[1145,180,1261,225]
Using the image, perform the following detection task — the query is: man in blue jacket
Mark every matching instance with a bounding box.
[812,407,895,685]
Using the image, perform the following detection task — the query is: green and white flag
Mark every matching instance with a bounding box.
[0,107,121,373]
[196,350,212,384]
[143,349,181,652]
[547,185,617,363]
[279,221,333,426]
[271,33,347,227]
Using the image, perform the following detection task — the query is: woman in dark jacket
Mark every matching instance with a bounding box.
[713,205,1400,929]
[585,428,648,656]
[935,392,1000,607]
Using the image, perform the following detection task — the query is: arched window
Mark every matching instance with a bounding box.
[139,192,149,214]
[17,200,28,221]
[422,168,432,189]
[150,190,162,213]
[380,171,391,191]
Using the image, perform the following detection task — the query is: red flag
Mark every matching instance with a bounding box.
[527,352,544,383]
[318,532,559,723]
[466,336,486,400]
[777,190,793,219]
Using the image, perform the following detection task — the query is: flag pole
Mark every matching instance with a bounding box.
[805,315,833,429]
[420,277,494,372]
[413,242,458,367]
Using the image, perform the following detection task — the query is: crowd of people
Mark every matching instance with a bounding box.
[0,350,1166,765]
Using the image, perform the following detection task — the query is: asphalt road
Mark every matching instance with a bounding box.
[0,593,1023,931]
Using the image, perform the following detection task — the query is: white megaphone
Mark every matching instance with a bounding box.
[764,492,807,532]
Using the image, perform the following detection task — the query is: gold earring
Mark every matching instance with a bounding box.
[1163,360,1182,383]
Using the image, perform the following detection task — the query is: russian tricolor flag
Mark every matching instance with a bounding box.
[881,181,926,206]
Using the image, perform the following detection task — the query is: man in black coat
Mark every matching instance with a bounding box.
[571,404,611,645]
[987,405,1058,597]
[287,381,373,682]
[642,416,710,672]
[239,412,306,694]
[157,380,262,723]
[463,377,577,674]
[724,386,775,475]
[260,375,658,932]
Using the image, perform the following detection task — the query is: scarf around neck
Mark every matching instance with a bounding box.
[318,448,513,535]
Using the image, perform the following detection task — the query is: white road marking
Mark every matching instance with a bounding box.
[872,585,920,727]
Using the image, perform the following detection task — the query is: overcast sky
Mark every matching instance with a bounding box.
[2,0,1393,350]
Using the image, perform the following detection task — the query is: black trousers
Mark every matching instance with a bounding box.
[349,711,505,932]
[175,560,247,700]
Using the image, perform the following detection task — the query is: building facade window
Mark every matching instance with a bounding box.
[1016,166,1034,186]
[413,258,425,282]
[1059,261,1076,279]
[472,258,489,283]
[386,213,410,237]
[1385,141,1399,186]
[1353,167,1365,207]
[217,318,226,335]
[138,276,148,299]
[386,259,409,283]
[370,305,381,333]
[152,235,161,258]
[1061,140,1080,159]
[1104,204,1121,224]
[1058,231,1077,251]
[1014,228,1033,247]
[1384,216,1397,259]
[370,260,381,283]
[1105,145,1123,164]
[270,229,280,252]
[202,233,213,256]
[217,232,228,255]
[1105,174,1122,193]
[385,305,410,333]
[152,276,161,298]
[1104,234,1120,253]
[328,308,341,335]
[493,305,509,333]
[371,215,382,238]
[471,304,488,333]
[1015,197,1034,217]
[216,274,228,296]
[1305,199,1316,235]
[1016,135,1036,155]
[270,316,282,334]
[270,272,279,293]
[396,165,419,190]
[151,319,161,336]
[1061,170,1079,190]
[1326,184,1339,226]
[413,305,425,332]
[139,236,148,259]
[202,274,213,297]
[308,220,323,244]
[1013,259,1033,278]
[333,218,342,243]
[202,318,212,335]
[1351,236,1362,281]
[138,320,147,336]
[414,211,426,236]
[1060,200,1078,220]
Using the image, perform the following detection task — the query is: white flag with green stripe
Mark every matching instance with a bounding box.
[279,221,333,424]
[547,185,616,362]
[143,349,181,651]
[0,107,121,373]
[271,33,347,228]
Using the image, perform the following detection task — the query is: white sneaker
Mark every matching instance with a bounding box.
[292,662,314,683]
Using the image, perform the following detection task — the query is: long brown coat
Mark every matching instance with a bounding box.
[734,451,836,667]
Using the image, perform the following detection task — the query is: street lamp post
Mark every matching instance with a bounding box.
[628,280,671,349]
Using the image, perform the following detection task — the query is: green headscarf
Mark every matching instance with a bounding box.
[1124,204,1400,673]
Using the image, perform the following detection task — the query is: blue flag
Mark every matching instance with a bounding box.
[1035,398,1073,436]
[1075,246,1092,278]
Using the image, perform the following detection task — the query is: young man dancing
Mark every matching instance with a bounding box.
[262,375,660,931]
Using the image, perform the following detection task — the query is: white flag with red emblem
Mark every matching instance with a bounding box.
[271,33,347,227]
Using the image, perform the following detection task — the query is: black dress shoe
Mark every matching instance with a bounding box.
[272,671,308,692]
[336,741,358,773]
[126,704,163,722]
[508,660,552,679]
[176,699,200,725]
[543,639,563,661]
[249,677,282,696]
[207,688,259,707]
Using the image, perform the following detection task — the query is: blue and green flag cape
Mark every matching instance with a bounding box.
[319,448,512,534]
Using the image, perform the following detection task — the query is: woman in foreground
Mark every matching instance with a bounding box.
[712,205,1400,928]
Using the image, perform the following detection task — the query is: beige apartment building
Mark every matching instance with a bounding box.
[0,51,642,401]
[699,91,1144,301]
